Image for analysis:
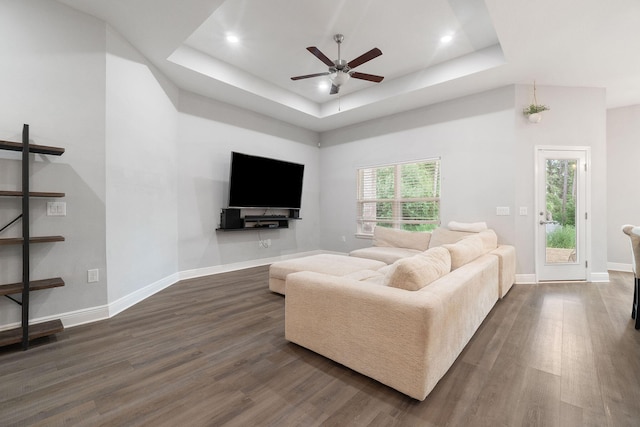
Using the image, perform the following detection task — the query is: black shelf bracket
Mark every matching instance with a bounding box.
[0,214,22,235]
[4,295,22,306]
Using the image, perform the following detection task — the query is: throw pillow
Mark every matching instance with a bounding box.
[447,221,488,232]
[373,226,431,251]
[442,235,484,270]
[384,247,451,291]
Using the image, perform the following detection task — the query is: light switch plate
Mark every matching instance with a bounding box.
[519,207,528,216]
[496,206,510,216]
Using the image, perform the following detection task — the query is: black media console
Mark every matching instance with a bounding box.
[217,208,301,231]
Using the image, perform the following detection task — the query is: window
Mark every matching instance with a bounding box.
[357,158,441,235]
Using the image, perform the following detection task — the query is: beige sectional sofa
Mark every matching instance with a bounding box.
[277,224,516,401]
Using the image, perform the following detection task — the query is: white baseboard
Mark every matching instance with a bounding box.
[108,272,181,318]
[1,252,617,333]
[515,271,611,285]
[608,262,632,272]
[590,272,610,282]
[178,250,325,281]
[515,274,537,284]
[30,251,328,330]
[0,304,110,332]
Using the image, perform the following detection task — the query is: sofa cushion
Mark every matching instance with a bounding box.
[478,229,498,252]
[349,247,422,264]
[447,221,488,232]
[383,247,451,291]
[428,228,473,248]
[442,235,485,269]
[343,269,384,281]
[373,226,431,251]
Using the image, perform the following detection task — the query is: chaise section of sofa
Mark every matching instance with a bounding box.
[285,253,500,401]
[269,253,386,295]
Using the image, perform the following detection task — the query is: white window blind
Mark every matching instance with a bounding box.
[357,158,441,235]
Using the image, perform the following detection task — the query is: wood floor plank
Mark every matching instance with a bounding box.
[1,266,639,426]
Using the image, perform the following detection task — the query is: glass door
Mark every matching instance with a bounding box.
[536,149,587,281]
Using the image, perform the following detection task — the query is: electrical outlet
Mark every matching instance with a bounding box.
[519,207,528,216]
[87,269,99,283]
[47,202,66,216]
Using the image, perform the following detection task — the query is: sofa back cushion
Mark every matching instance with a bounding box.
[478,229,498,252]
[428,228,473,248]
[373,226,431,251]
[442,235,485,270]
[383,247,451,291]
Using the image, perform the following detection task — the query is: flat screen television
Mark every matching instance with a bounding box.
[228,151,304,209]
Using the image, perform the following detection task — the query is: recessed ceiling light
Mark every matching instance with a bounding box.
[226,34,239,43]
[440,34,453,44]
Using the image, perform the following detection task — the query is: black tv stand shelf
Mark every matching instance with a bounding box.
[217,208,301,231]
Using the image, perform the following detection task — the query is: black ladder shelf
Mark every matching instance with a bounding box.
[0,124,65,350]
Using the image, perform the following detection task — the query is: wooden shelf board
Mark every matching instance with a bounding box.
[0,190,65,198]
[0,236,65,246]
[0,277,65,297]
[0,139,65,156]
[0,319,64,348]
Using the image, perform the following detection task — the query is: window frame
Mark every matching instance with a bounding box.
[356,157,441,237]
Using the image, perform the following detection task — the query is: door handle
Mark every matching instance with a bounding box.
[539,220,555,225]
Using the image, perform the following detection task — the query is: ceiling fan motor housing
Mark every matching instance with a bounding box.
[290,33,383,95]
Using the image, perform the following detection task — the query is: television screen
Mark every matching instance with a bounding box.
[228,152,304,209]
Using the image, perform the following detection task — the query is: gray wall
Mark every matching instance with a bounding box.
[607,105,640,269]
[319,84,608,279]
[0,0,108,325]
[105,26,180,310]
[0,0,633,331]
[176,92,321,272]
[0,0,321,331]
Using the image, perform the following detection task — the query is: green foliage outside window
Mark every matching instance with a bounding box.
[545,159,577,250]
[358,159,440,234]
[545,159,577,227]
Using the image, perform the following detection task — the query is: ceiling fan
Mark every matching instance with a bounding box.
[291,34,384,95]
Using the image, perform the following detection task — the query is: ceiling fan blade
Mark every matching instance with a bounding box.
[350,72,384,83]
[291,72,330,81]
[306,46,335,67]
[347,48,382,69]
[330,84,340,95]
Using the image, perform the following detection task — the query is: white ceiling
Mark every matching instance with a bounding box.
[57,0,640,133]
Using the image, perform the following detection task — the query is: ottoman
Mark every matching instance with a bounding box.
[269,254,387,295]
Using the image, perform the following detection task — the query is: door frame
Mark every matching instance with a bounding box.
[534,146,591,282]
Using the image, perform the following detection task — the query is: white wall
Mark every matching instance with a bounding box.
[105,27,180,311]
[176,92,321,273]
[0,0,108,325]
[514,84,608,277]
[319,84,608,279]
[0,0,621,332]
[320,87,517,253]
[0,0,320,331]
[607,104,640,269]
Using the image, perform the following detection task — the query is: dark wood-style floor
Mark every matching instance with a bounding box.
[1,267,639,426]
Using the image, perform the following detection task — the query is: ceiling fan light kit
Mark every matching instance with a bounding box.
[291,34,384,95]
